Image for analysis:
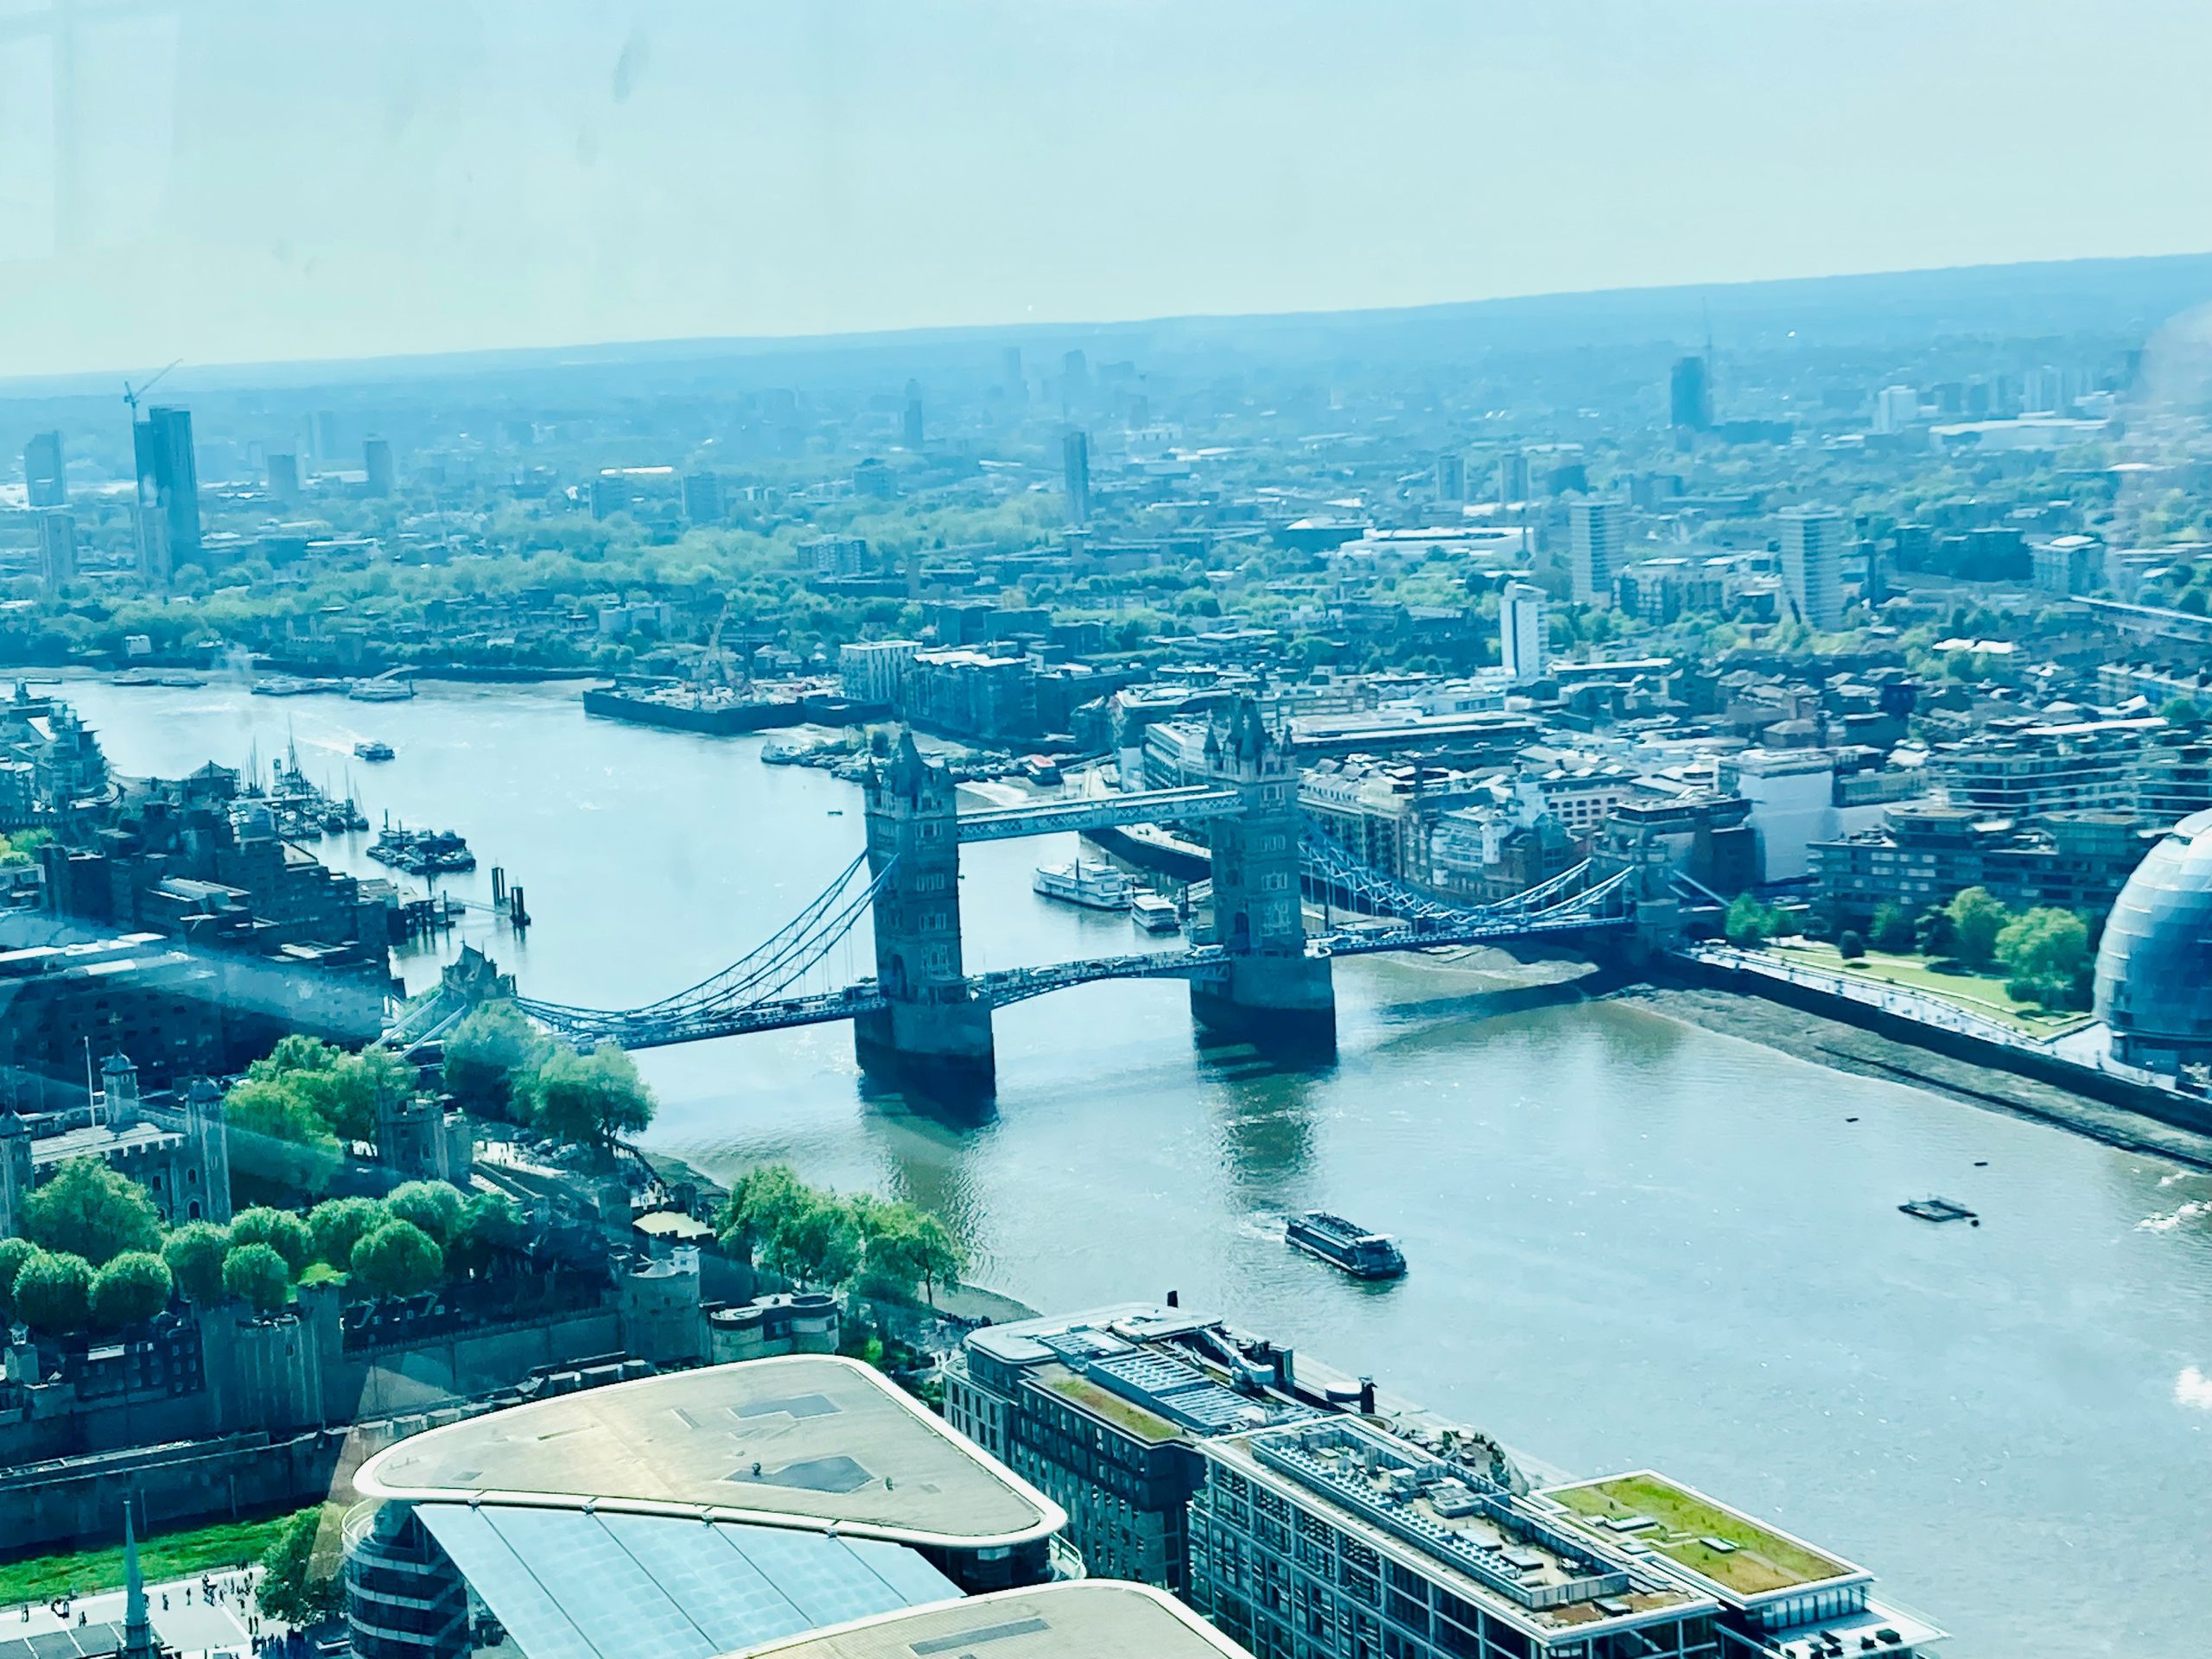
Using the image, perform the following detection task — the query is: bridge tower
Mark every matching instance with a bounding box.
[855,731,995,1096]
[1193,699,1336,1056]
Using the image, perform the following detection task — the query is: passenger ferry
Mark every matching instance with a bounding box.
[353,740,396,762]
[1129,890,1182,934]
[1285,1211,1407,1280]
[1032,860,1132,911]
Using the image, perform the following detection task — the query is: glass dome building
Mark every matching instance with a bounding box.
[2094,808,2212,1069]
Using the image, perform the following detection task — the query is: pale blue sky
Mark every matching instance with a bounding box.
[3,0,2209,376]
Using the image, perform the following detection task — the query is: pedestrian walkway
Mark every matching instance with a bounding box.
[1,1568,285,1659]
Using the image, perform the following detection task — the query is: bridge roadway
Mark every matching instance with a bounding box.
[502,897,1635,1050]
[952,785,1242,842]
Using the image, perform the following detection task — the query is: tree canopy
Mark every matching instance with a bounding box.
[442,1001,553,1119]
[222,1242,294,1314]
[20,1157,163,1266]
[1997,906,2094,1010]
[161,1222,232,1303]
[257,1508,346,1629]
[716,1165,966,1302]
[520,1042,656,1148]
[1945,887,2011,968]
[385,1180,465,1245]
[350,1219,443,1299]
[13,1251,95,1334]
[90,1250,174,1329]
[230,1206,313,1274]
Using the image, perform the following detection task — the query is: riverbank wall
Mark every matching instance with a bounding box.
[1656,952,2212,1141]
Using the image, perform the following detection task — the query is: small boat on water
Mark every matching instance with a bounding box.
[348,677,414,702]
[1899,1196,1979,1224]
[1129,890,1182,933]
[353,740,395,762]
[1033,860,1132,911]
[1286,1211,1407,1280]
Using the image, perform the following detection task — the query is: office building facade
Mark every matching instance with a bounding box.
[23,431,65,507]
[1779,505,1846,631]
[36,509,76,589]
[683,469,725,524]
[1498,582,1546,684]
[1669,355,1713,430]
[1568,498,1623,607]
[132,405,200,584]
[1064,429,1091,524]
[364,437,397,497]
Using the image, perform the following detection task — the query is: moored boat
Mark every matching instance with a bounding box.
[1033,860,1132,911]
[1129,890,1182,933]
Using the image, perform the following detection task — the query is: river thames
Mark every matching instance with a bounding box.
[36,673,2212,1656]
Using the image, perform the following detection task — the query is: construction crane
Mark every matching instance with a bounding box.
[122,359,181,419]
[694,598,734,692]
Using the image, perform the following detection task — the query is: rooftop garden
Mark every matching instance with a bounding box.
[1548,1474,1849,1597]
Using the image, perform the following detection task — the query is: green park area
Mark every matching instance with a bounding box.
[0,1512,298,1606]
[1548,1474,1847,1597]
[1764,938,2093,1038]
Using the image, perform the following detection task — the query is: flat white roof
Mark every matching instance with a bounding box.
[356,1356,1064,1552]
[728,1581,1255,1659]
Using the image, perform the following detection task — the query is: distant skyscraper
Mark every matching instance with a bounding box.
[1669,354,1713,430]
[1063,429,1091,524]
[364,436,396,497]
[1871,385,1918,435]
[22,431,64,507]
[1781,505,1847,630]
[266,452,300,501]
[682,470,724,524]
[1499,581,1547,683]
[588,475,627,520]
[35,509,76,590]
[1568,498,1623,607]
[1434,452,1465,502]
[1496,450,1530,505]
[132,405,200,585]
[1002,346,1024,392]
[309,409,341,459]
[903,379,925,448]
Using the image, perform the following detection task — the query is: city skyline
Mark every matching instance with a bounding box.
[3,1,2211,378]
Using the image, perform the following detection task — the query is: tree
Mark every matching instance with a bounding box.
[13,1251,93,1335]
[91,1250,174,1330]
[1724,893,1777,948]
[448,1192,526,1275]
[442,1001,553,1119]
[1997,906,2093,1008]
[2160,696,2202,728]
[762,1192,861,1289]
[306,1198,390,1268]
[222,1242,294,1314]
[522,1042,656,1149]
[350,1219,444,1298]
[1869,902,1916,954]
[385,1180,465,1245]
[1915,903,1958,959]
[229,1206,313,1274]
[1837,930,1866,961]
[257,1508,346,1629]
[718,1164,813,1265]
[162,1222,232,1303]
[0,1235,40,1318]
[224,1076,341,1190]
[318,1049,416,1147]
[1946,887,2011,969]
[20,1157,163,1266]
[859,1200,967,1306]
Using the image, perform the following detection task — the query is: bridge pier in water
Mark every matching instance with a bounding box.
[1190,701,1337,1058]
[855,733,997,1098]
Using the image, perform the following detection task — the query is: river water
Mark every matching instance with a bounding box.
[39,674,2212,1656]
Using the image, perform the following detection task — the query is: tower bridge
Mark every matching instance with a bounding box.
[404,698,1666,1098]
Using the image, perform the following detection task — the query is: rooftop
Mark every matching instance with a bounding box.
[1541,1472,1859,1600]
[728,1581,1253,1659]
[355,1356,1064,1550]
[1213,1421,1706,1634]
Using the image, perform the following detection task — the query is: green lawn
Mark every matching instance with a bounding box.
[0,1513,299,1606]
[1041,1373,1181,1444]
[1549,1475,1847,1597]
[1762,940,2089,1037]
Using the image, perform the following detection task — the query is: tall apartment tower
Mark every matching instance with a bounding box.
[1669,354,1713,429]
[1062,429,1091,525]
[902,379,925,448]
[266,452,300,501]
[23,431,65,507]
[1496,449,1530,505]
[132,405,200,585]
[1568,497,1623,607]
[36,508,76,590]
[682,470,724,524]
[364,436,396,498]
[1781,505,1847,630]
[1499,581,1547,683]
[1434,451,1465,502]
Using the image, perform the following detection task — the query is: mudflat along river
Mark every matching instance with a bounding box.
[46,674,2212,1656]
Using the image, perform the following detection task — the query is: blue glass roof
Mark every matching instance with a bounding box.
[414,1503,956,1659]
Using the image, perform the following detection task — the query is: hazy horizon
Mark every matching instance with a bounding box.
[4,0,2212,380]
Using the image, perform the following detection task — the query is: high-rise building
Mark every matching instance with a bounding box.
[1780,505,1847,630]
[23,431,65,507]
[1002,346,1024,395]
[309,409,341,459]
[266,452,300,501]
[903,379,925,448]
[1568,497,1623,607]
[1063,429,1091,524]
[1871,385,1918,435]
[682,469,724,524]
[1434,452,1465,501]
[132,405,200,585]
[1496,450,1530,505]
[1669,354,1713,429]
[588,474,628,520]
[35,509,76,589]
[364,436,396,497]
[1499,581,1547,683]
